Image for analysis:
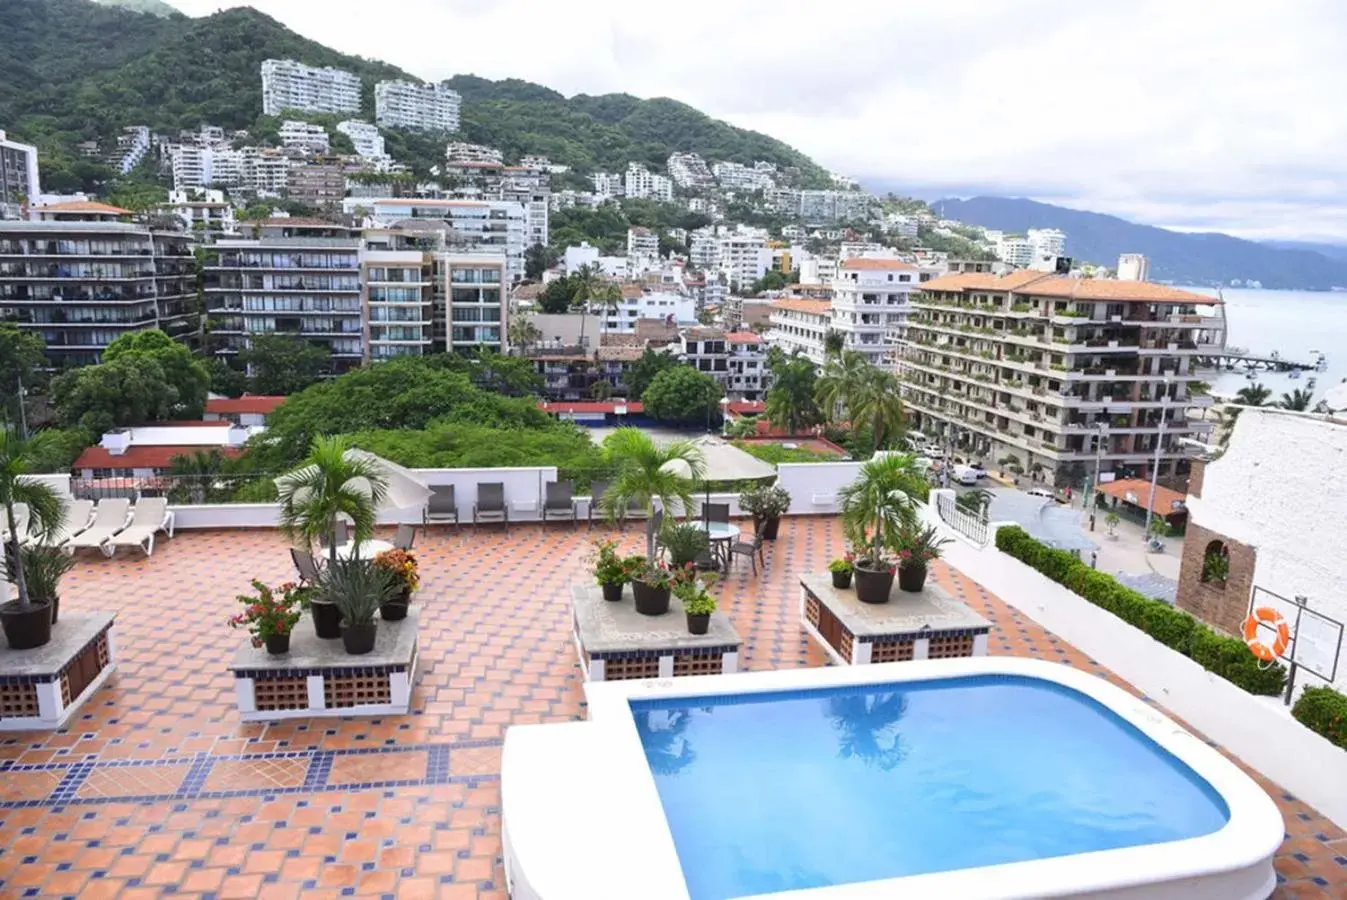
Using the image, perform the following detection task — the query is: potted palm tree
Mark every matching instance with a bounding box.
[0,427,66,649]
[599,427,704,560]
[277,436,388,639]
[838,454,921,605]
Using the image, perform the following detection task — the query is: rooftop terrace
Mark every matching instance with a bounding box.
[1,520,1343,898]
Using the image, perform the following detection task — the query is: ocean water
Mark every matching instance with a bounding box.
[1188,287,1347,400]
[632,675,1229,900]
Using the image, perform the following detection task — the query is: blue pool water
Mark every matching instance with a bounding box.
[630,675,1229,900]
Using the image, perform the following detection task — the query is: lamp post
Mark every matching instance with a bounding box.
[1143,379,1173,539]
[1086,422,1108,531]
[719,396,730,437]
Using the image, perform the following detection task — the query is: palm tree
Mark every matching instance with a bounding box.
[277,436,388,564]
[1278,388,1314,411]
[838,453,922,567]
[507,314,541,355]
[1,427,66,611]
[955,488,993,517]
[1235,383,1271,407]
[167,448,231,504]
[570,265,621,345]
[814,350,869,425]
[851,367,905,450]
[600,427,704,558]
[823,329,846,360]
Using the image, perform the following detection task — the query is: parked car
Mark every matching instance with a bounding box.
[951,464,981,486]
[921,445,944,459]
[965,461,988,479]
[1025,487,1058,501]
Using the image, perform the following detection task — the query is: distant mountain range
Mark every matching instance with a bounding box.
[930,196,1347,292]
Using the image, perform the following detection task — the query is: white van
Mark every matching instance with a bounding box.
[952,464,980,486]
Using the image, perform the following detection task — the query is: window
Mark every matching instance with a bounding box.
[1200,541,1230,585]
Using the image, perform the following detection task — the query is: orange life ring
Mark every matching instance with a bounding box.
[1242,607,1290,662]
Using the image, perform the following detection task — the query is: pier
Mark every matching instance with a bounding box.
[1198,351,1324,373]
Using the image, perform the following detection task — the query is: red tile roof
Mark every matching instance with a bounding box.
[205,396,286,416]
[772,298,831,316]
[537,400,644,414]
[920,271,1218,304]
[726,331,763,344]
[1096,478,1188,516]
[39,200,130,214]
[840,257,916,271]
[727,400,766,415]
[74,445,242,471]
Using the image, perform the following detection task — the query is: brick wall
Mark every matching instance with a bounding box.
[1175,520,1255,635]
[1188,458,1206,499]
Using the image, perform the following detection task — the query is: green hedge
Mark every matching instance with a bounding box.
[994,526,1286,696]
[1292,687,1347,750]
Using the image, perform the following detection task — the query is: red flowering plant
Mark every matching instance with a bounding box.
[891,521,952,570]
[228,579,304,648]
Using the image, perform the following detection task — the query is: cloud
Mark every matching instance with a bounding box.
[168,0,1347,239]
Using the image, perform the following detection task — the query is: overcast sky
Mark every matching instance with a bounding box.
[170,0,1347,242]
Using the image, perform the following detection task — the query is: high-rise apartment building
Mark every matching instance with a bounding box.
[717,229,771,290]
[261,59,361,116]
[1117,253,1150,282]
[336,121,388,162]
[359,236,434,361]
[346,197,528,283]
[375,80,461,132]
[206,219,364,371]
[287,160,346,210]
[0,202,197,365]
[667,152,715,189]
[766,298,832,366]
[624,164,673,201]
[592,172,623,199]
[1027,228,1067,260]
[278,120,330,154]
[443,252,506,354]
[996,234,1033,267]
[497,167,549,250]
[831,257,920,369]
[0,130,40,219]
[626,226,659,273]
[899,272,1224,484]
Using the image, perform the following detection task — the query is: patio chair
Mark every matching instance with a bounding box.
[63,498,132,554]
[423,485,460,527]
[102,497,175,557]
[543,481,577,526]
[393,523,416,550]
[728,532,765,575]
[25,499,94,548]
[290,548,321,585]
[474,482,508,531]
[0,502,29,544]
[587,480,610,529]
[701,502,730,525]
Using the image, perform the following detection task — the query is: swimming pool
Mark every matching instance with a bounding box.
[502,658,1284,900]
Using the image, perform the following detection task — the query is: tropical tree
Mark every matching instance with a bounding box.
[955,488,994,517]
[626,348,681,400]
[167,448,234,504]
[823,329,846,360]
[1,427,66,612]
[102,329,209,419]
[838,453,923,568]
[524,243,558,281]
[1235,383,1271,407]
[850,367,905,450]
[238,334,331,396]
[277,436,389,564]
[725,415,760,439]
[642,366,723,426]
[52,353,180,434]
[1278,388,1314,411]
[570,265,621,345]
[764,350,821,435]
[997,454,1023,475]
[815,350,869,424]
[0,324,48,432]
[507,314,542,355]
[600,428,704,558]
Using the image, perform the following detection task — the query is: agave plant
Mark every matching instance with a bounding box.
[317,557,400,627]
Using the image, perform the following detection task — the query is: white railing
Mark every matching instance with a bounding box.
[933,489,990,546]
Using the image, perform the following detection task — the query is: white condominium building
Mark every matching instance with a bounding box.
[832,257,921,369]
[375,80,461,132]
[171,145,241,191]
[278,120,330,154]
[667,152,714,189]
[1027,228,1067,260]
[345,197,528,283]
[689,228,719,270]
[713,161,773,192]
[336,121,387,161]
[996,234,1033,267]
[241,147,292,197]
[592,172,623,199]
[0,129,41,218]
[718,229,771,290]
[626,227,659,273]
[1117,253,1150,282]
[445,142,503,165]
[261,59,361,116]
[112,126,151,174]
[624,164,674,202]
[766,298,832,366]
[589,285,695,333]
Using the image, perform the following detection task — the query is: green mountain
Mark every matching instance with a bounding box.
[2,0,831,189]
[91,0,179,17]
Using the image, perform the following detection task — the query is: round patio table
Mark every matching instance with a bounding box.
[334,539,395,560]
[695,521,740,570]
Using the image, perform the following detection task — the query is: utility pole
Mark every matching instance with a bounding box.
[1087,422,1107,531]
[1143,379,1173,539]
[16,374,28,439]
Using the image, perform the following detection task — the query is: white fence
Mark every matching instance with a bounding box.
[932,489,990,547]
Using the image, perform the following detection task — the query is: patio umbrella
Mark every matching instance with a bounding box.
[684,436,776,523]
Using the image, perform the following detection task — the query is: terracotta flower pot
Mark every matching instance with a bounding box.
[899,563,927,593]
[853,564,894,605]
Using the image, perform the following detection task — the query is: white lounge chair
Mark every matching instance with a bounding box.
[1,502,29,544]
[101,497,175,557]
[64,499,132,554]
[25,499,94,548]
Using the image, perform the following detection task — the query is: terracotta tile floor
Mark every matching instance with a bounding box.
[1,519,1344,898]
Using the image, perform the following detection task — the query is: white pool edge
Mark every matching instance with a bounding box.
[504,657,1284,900]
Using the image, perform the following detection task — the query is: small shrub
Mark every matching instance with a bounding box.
[1292,687,1347,750]
[994,525,1286,696]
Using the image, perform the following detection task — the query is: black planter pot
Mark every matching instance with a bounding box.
[310,600,342,639]
[379,599,409,621]
[898,563,928,593]
[632,580,671,616]
[853,564,895,605]
[601,582,624,603]
[0,599,54,650]
[265,632,291,655]
[831,571,853,590]
[758,516,782,541]
[341,621,378,655]
[686,612,710,635]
